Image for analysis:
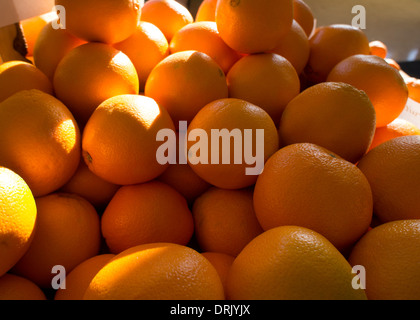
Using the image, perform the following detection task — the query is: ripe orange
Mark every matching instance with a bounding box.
[101,181,194,254]
[145,50,228,125]
[195,0,217,22]
[406,77,420,103]
[305,24,370,83]
[187,98,279,189]
[54,254,115,300]
[11,193,101,288]
[33,22,86,81]
[0,273,46,300]
[253,143,373,251]
[293,0,315,37]
[158,162,212,205]
[279,82,376,163]
[226,226,367,300]
[215,0,293,54]
[357,135,420,223]
[192,187,263,257]
[327,54,409,128]
[0,167,37,277]
[140,0,194,42]
[114,21,169,92]
[0,90,80,197]
[369,118,420,150]
[53,42,139,128]
[59,158,120,211]
[387,58,402,71]
[0,60,53,102]
[157,132,211,204]
[82,94,175,186]
[169,21,242,74]
[55,0,142,44]
[348,219,420,300]
[83,243,224,300]
[369,40,388,59]
[268,20,310,75]
[226,52,300,124]
[201,252,235,293]
[21,14,50,57]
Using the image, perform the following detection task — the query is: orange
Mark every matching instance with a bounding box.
[21,14,50,57]
[305,24,370,83]
[140,0,194,42]
[54,254,115,300]
[82,94,175,186]
[327,54,409,128]
[369,118,420,150]
[278,82,376,164]
[59,158,120,211]
[169,21,242,74]
[11,193,101,288]
[201,252,235,293]
[193,187,263,257]
[357,135,420,223]
[216,0,293,54]
[0,90,80,197]
[55,0,142,44]
[114,21,169,92]
[157,131,211,204]
[83,243,224,300]
[158,163,211,205]
[53,42,139,128]
[226,53,300,124]
[195,0,217,22]
[406,77,420,103]
[33,22,86,82]
[0,60,53,103]
[187,98,279,189]
[101,181,194,254]
[268,20,310,75]
[145,50,228,126]
[253,143,373,251]
[0,167,37,277]
[293,0,315,37]
[348,219,420,300]
[226,226,367,300]
[0,274,46,300]
[386,58,402,70]
[369,40,388,59]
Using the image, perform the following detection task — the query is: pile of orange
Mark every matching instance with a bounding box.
[0,0,420,301]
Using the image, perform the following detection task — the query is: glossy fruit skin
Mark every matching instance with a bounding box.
[279,82,376,164]
[145,50,228,126]
[0,167,37,277]
[55,0,142,44]
[305,24,370,83]
[327,54,409,128]
[357,135,420,223]
[0,89,80,197]
[226,226,368,300]
[348,219,420,300]
[216,0,294,54]
[187,98,279,190]
[83,243,225,300]
[82,94,175,186]
[0,61,53,103]
[101,181,194,254]
[53,42,139,128]
[11,193,101,288]
[253,143,373,251]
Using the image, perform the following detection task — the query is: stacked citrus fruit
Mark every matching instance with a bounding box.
[0,0,419,301]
